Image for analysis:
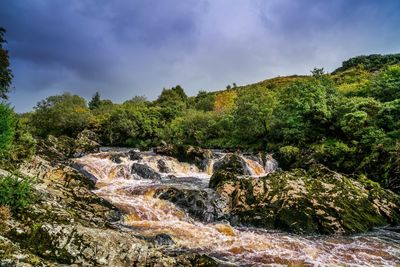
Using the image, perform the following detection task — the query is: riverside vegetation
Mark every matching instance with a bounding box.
[1,26,400,265]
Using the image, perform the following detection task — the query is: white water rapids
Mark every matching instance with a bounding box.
[74,150,400,266]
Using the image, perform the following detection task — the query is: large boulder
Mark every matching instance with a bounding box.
[36,130,100,161]
[214,164,400,234]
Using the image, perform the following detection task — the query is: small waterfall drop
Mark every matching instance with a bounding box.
[74,150,400,266]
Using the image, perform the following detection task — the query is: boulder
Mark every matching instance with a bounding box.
[209,153,248,188]
[154,144,213,170]
[214,164,400,234]
[131,163,161,179]
[74,130,100,157]
[156,187,228,222]
[36,130,100,161]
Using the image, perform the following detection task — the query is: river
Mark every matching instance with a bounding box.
[74,150,400,266]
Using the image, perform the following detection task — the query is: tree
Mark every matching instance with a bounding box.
[88,91,101,110]
[213,90,237,114]
[167,110,218,146]
[123,96,148,107]
[30,93,92,137]
[271,79,336,145]
[0,103,14,155]
[311,67,325,77]
[0,28,12,100]
[102,106,164,147]
[156,85,188,120]
[233,86,276,149]
[194,90,215,111]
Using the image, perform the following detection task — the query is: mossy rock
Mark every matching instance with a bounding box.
[209,154,247,188]
[215,164,400,234]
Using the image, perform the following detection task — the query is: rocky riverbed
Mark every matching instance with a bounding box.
[1,141,400,266]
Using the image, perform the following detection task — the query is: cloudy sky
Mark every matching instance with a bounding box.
[1,0,400,112]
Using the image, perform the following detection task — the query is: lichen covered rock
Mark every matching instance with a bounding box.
[215,164,400,234]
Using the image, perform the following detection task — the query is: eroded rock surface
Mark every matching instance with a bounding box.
[213,163,400,234]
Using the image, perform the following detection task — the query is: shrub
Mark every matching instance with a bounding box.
[0,173,34,212]
[0,103,15,155]
[29,93,92,137]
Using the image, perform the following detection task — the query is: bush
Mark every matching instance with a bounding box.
[29,93,92,137]
[0,174,34,211]
[0,103,15,155]
[357,65,400,102]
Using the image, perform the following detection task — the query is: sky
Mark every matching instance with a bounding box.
[1,0,400,112]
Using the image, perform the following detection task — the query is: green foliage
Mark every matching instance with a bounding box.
[0,103,15,156]
[377,99,400,132]
[88,91,101,110]
[30,93,92,137]
[271,78,336,145]
[194,91,215,111]
[167,110,218,146]
[0,173,34,212]
[334,96,381,139]
[232,86,276,149]
[333,53,400,73]
[123,96,148,107]
[332,66,371,95]
[102,105,164,147]
[0,28,13,100]
[156,85,188,120]
[357,65,400,102]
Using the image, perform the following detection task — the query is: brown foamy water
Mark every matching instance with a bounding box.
[75,152,400,266]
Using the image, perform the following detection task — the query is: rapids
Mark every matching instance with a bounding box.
[74,150,400,266]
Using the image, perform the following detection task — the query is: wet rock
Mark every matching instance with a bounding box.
[74,130,100,157]
[156,187,227,222]
[131,163,161,179]
[36,131,100,161]
[36,135,76,161]
[157,159,171,173]
[154,144,213,170]
[214,164,400,234]
[110,154,123,164]
[18,156,120,226]
[152,233,175,246]
[212,153,248,175]
[209,153,248,188]
[173,253,219,267]
[128,149,142,161]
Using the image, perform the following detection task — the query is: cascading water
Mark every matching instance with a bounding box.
[74,150,400,266]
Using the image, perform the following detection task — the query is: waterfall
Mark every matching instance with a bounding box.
[73,150,400,266]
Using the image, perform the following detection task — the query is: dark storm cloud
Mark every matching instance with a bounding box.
[1,0,399,112]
